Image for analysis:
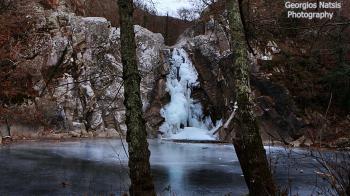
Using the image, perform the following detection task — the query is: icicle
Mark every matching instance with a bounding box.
[160,48,221,140]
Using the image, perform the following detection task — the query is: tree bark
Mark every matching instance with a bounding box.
[226,0,276,195]
[346,174,350,196]
[117,0,156,195]
[165,12,169,45]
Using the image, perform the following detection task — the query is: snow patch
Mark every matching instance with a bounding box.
[82,17,108,23]
[170,127,216,141]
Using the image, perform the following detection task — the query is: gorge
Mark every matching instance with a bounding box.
[1,0,349,195]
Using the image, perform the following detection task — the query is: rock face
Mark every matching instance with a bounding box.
[185,27,305,142]
[1,1,164,139]
[144,49,171,135]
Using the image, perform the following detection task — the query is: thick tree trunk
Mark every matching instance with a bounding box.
[226,0,276,195]
[117,0,156,195]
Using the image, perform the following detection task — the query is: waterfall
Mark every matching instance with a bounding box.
[160,48,221,140]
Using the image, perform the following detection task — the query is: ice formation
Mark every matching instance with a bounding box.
[160,48,221,140]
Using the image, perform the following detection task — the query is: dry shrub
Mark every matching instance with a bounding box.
[0,104,43,125]
[0,0,14,12]
[66,0,86,15]
[38,0,59,9]
[0,0,37,105]
[313,151,350,196]
[34,99,64,127]
[0,0,33,60]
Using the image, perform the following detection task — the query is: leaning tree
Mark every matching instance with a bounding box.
[226,0,276,195]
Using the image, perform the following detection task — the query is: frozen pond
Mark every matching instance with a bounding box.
[0,139,329,195]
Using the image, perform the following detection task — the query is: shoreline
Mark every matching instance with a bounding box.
[1,136,348,152]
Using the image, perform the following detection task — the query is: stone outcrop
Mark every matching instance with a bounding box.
[1,1,164,139]
[144,49,171,136]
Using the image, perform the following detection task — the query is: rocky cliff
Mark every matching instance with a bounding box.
[0,0,164,139]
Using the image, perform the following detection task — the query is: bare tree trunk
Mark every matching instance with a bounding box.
[117,0,156,195]
[164,12,169,45]
[226,0,276,195]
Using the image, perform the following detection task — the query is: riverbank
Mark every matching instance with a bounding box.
[2,135,349,153]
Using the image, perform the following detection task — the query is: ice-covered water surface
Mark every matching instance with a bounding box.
[0,139,331,196]
[160,48,221,140]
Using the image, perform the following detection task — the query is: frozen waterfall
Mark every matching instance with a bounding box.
[160,48,222,140]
